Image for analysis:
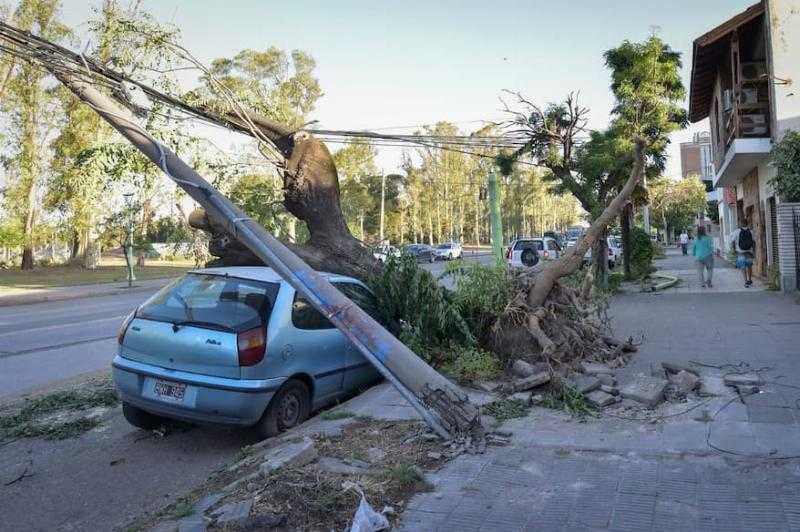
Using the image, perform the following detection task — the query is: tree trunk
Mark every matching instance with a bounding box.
[592,226,609,289]
[621,203,633,279]
[526,140,646,309]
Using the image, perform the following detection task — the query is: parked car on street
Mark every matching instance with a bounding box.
[584,236,622,268]
[403,243,436,263]
[506,237,562,267]
[113,267,382,438]
[373,245,400,263]
[433,242,463,260]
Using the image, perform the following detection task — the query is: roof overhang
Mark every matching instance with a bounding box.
[713,138,772,188]
[688,2,765,123]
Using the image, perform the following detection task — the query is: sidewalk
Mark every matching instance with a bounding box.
[0,277,171,307]
[390,250,800,531]
[655,246,765,293]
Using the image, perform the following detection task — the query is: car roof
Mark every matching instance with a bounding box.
[190,266,358,285]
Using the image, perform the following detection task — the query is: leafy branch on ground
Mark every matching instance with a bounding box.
[0,379,118,440]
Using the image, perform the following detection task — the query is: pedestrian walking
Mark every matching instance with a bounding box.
[679,230,689,255]
[693,225,714,288]
[730,220,755,287]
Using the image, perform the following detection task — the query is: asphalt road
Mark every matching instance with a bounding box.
[0,253,496,401]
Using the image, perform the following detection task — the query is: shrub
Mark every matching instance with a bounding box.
[771,131,800,202]
[627,227,654,279]
[445,346,501,382]
[450,263,514,344]
[368,254,474,352]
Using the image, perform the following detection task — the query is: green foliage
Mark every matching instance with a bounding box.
[770,131,800,202]
[483,398,529,421]
[627,226,654,279]
[607,271,625,292]
[541,382,597,418]
[368,254,474,356]
[450,263,514,344]
[445,347,501,382]
[649,176,707,237]
[320,410,355,421]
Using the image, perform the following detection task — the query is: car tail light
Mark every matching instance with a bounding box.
[506,247,512,259]
[237,326,266,366]
[543,251,550,259]
[117,311,135,345]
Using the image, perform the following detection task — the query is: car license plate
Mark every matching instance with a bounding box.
[153,379,186,403]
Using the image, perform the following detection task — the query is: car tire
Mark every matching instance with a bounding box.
[521,248,539,267]
[122,402,162,430]
[256,379,311,439]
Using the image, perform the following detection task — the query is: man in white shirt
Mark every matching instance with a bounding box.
[679,231,689,255]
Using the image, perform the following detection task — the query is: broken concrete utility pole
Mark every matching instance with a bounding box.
[39,65,481,440]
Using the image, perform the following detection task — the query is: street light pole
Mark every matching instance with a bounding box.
[123,192,136,287]
[487,171,504,266]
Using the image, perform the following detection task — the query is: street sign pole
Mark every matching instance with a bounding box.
[487,171,504,266]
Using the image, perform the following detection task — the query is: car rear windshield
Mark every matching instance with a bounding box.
[137,273,280,332]
[437,244,452,249]
[514,240,543,251]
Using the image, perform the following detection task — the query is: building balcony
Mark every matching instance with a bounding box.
[713,137,771,188]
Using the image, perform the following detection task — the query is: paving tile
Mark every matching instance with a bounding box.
[396,509,448,531]
[738,499,789,531]
[744,391,790,408]
[748,405,796,424]
[658,478,698,502]
[619,474,658,496]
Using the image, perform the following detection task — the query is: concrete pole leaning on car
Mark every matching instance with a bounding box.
[51,70,481,441]
[487,171,504,266]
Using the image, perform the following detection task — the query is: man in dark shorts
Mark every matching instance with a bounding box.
[730,221,754,287]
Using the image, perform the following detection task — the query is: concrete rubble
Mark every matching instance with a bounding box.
[259,437,318,475]
[585,390,617,407]
[580,362,614,375]
[669,370,699,394]
[619,374,667,408]
[723,373,762,387]
[569,375,601,394]
[512,371,551,392]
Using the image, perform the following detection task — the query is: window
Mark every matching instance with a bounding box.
[547,240,559,251]
[291,294,334,330]
[138,273,279,332]
[514,240,543,251]
[291,282,382,330]
[336,282,382,323]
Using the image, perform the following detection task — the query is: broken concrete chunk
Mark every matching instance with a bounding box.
[315,456,371,475]
[569,375,601,394]
[510,391,531,403]
[735,385,759,395]
[512,360,536,378]
[724,373,761,387]
[477,380,502,393]
[670,370,699,394]
[580,362,613,375]
[259,437,317,475]
[513,371,551,392]
[597,374,616,387]
[661,362,698,376]
[427,451,442,460]
[697,376,732,397]
[211,500,253,527]
[585,390,616,407]
[619,374,667,408]
[600,385,619,396]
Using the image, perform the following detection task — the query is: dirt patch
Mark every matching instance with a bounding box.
[235,420,442,530]
[0,375,118,441]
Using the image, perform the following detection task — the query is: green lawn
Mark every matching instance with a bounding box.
[0,258,195,291]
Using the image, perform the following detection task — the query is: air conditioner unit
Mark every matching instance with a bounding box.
[741,113,768,135]
[722,89,733,111]
[740,62,768,82]
[739,87,759,105]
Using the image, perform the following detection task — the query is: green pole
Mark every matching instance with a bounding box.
[487,171,504,266]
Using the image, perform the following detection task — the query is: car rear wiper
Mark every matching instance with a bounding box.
[171,320,235,333]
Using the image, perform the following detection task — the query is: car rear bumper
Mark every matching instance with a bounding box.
[112,355,284,426]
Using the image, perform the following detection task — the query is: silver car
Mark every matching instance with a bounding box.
[113,267,381,438]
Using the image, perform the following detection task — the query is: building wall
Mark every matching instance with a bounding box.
[767,0,800,140]
[680,142,701,178]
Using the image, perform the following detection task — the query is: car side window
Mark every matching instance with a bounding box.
[291,293,334,330]
[335,282,383,323]
[547,241,558,251]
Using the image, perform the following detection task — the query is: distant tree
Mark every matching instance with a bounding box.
[0,0,68,270]
[649,176,707,242]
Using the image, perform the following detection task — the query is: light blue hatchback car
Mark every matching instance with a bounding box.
[113,267,382,438]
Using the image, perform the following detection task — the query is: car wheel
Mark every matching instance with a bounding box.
[122,402,162,430]
[256,379,311,439]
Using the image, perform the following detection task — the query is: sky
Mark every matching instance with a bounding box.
[58,0,757,179]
